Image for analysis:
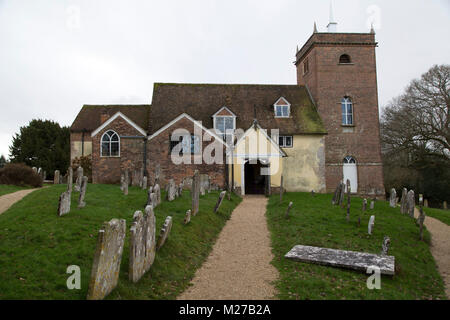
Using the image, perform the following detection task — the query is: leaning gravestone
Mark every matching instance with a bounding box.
[339,182,346,207]
[54,170,60,185]
[191,171,200,215]
[184,210,191,225]
[368,215,375,235]
[87,219,126,300]
[389,188,397,208]
[214,191,227,213]
[331,182,341,205]
[285,201,293,219]
[157,216,173,250]
[129,207,156,283]
[407,190,415,218]
[78,176,88,208]
[67,167,73,193]
[57,191,71,216]
[75,166,83,192]
[400,188,407,214]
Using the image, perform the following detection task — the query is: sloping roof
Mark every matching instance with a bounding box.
[149,83,326,135]
[70,105,150,132]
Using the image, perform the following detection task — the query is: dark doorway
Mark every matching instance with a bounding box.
[245,160,267,194]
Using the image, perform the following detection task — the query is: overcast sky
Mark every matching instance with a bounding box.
[1,0,449,159]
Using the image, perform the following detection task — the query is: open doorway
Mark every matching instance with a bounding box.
[244,160,267,194]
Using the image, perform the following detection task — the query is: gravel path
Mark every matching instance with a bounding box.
[0,188,41,215]
[178,195,278,300]
[415,207,450,298]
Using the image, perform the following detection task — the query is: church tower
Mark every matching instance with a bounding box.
[295,7,385,196]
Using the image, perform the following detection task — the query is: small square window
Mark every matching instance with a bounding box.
[278,136,293,148]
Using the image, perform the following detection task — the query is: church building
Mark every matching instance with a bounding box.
[70,16,385,197]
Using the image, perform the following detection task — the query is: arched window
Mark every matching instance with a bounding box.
[339,54,351,64]
[341,97,353,125]
[101,130,120,157]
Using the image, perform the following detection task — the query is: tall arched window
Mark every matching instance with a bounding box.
[339,54,351,64]
[101,130,120,157]
[341,97,353,125]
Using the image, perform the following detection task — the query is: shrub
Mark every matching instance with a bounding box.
[0,163,43,188]
[71,156,92,182]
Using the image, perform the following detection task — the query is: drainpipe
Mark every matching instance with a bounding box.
[143,136,148,177]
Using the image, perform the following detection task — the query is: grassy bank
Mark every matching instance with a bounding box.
[266,192,446,300]
[0,184,241,299]
[0,185,30,197]
[424,207,450,226]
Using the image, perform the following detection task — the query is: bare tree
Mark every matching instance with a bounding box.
[381,64,450,161]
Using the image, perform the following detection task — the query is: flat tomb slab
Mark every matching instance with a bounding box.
[285,245,395,276]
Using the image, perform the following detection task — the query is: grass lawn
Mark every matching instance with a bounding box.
[0,184,241,299]
[424,207,450,226]
[266,192,447,300]
[0,185,31,197]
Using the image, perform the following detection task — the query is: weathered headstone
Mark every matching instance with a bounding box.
[78,176,88,208]
[57,191,71,216]
[156,216,173,250]
[147,192,157,209]
[339,182,346,207]
[424,199,429,208]
[32,167,37,173]
[285,201,293,219]
[418,206,426,241]
[200,185,205,196]
[370,200,375,210]
[75,166,83,192]
[389,188,397,208]
[407,190,415,218]
[311,190,315,197]
[199,174,211,194]
[191,170,200,215]
[178,183,183,197]
[166,179,177,202]
[129,207,156,283]
[362,198,367,212]
[87,219,126,300]
[331,182,340,205]
[67,167,73,193]
[368,215,375,235]
[400,188,407,214]
[154,163,161,185]
[54,170,60,185]
[153,184,161,205]
[142,176,148,190]
[214,191,227,213]
[381,236,390,255]
[184,210,191,225]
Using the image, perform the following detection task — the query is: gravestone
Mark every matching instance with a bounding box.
[424,199,429,208]
[87,219,126,300]
[166,179,177,202]
[142,176,147,190]
[407,190,415,218]
[418,207,425,241]
[311,190,315,197]
[444,201,448,210]
[381,236,390,255]
[362,198,367,212]
[153,184,161,205]
[400,188,408,214]
[178,183,183,197]
[199,174,210,194]
[285,201,293,219]
[155,163,161,185]
[368,215,375,235]
[200,185,205,196]
[285,245,395,276]
[370,200,374,210]
[389,188,397,208]
[75,166,83,192]
[147,192,157,209]
[78,176,88,208]
[156,216,173,250]
[57,191,71,216]
[184,210,191,225]
[32,167,37,173]
[67,167,73,193]
[339,182,346,207]
[331,182,340,205]
[129,206,156,283]
[214,191,226,213]
[191,171,200,215]
[54,170,60,185]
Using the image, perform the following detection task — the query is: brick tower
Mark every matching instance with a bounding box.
[295,19,385,196]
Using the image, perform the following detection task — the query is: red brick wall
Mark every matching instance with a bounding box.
[146,117,226,188]
[296,33,385,196]
[91,117,145,184]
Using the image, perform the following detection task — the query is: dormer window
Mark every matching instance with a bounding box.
[274,97,290,118]
[212,106,236,143]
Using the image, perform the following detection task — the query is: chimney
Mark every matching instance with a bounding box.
[100,111,109,124]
